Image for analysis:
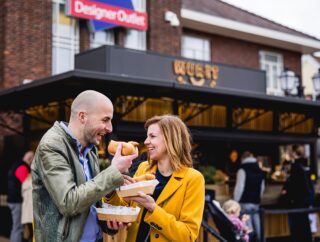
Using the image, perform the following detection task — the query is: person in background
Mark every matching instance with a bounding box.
[105,114,205,242]
[21,173,33,242]
[256,156,271,177]
[281,145,314,242]
[225,150,240,181]
[282,153,293,175]
[7,150,34,242]
[234,151,265,242]
[32,90,137,242]
[222,199,251,242]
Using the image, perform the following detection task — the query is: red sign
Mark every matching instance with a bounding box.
[68,0,148,31]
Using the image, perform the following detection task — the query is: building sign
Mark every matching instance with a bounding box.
[173,60,219,88]
[67,0,148,31]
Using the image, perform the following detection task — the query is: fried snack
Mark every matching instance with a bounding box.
[116,179,159,197]
[133,173,155,182]
[97,205,140,223]
[107,140,139,156]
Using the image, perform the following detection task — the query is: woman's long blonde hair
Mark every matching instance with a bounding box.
[144,114,193,171]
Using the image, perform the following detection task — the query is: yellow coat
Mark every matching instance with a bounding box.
[105,161,205,242]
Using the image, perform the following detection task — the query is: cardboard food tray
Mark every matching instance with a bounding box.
[116,180,159,198]
[96,208,139,223]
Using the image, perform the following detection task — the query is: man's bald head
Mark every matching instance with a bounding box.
[68,90,114,147]
[70,90,112,119]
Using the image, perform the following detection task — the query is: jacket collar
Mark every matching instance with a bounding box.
[54,121,99,178]
[241,157,257,164]
[155,165,189,205]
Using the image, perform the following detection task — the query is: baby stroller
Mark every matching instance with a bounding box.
[204,200,248,242]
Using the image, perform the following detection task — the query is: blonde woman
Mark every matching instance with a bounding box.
[105,114,205,242]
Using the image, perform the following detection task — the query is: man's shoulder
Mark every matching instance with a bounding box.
[38,122,68,147]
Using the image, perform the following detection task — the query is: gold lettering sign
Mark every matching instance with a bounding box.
[173,60,219,88]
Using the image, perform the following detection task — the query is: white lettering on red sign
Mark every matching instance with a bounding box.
[68,0,148,31]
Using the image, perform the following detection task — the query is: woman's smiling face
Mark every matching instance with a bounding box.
[144,123,167,161]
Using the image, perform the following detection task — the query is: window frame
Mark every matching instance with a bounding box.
[123,0,147,51]
[259,50,284,96]
[90,30,115,49]
[52,0,79,74]
[181,35,211,62]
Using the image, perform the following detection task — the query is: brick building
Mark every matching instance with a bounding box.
[1,0,320,177]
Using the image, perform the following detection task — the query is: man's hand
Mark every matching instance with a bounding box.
[123,174,136,185]
[111,144,138,173]
[126,191,156,212]
[106,221,131,230]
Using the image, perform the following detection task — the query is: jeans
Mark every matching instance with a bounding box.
[8,203,22,242]
[240,203,261,242]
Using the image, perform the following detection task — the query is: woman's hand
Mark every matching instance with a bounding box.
[127,191,156,212]
[106,220,131,230]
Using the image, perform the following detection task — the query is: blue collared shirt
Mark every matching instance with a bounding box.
[60,122,101,242]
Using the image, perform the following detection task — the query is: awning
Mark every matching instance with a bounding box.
[0,69,319,143]
[1,68,320,114]
[1,45,320,144]
[0,69,174,111]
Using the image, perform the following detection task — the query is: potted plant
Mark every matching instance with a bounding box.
[197,165,229,198]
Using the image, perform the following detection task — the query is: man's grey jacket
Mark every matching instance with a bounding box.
[32,121,123,242]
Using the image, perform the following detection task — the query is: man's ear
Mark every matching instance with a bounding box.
[78,111,87,124]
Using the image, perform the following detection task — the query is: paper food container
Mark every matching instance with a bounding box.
[116,179,159,198]
[96,204,141,223]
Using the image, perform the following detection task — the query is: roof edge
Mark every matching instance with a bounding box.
[181,8,320,54]
[218,0,319,40]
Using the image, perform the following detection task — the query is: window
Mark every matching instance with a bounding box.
[52,0,79,74]
[259,51,284,96]
[124,0,146,50]
[181,35,210,61]
[90,30,115,49]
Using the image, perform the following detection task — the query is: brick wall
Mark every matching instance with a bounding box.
[0,0,52,136]
[211,34,261,69]
[1,0,52,89]
[183,29,301,72]
[79,20,90,53]
[148,0,182,56]
[0,1,5,88]
[282,50,301,75]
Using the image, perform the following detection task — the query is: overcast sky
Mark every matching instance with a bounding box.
[221,0,320,39]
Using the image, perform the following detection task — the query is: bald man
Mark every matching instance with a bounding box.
[8,150,34,242]
[32,90,137,242]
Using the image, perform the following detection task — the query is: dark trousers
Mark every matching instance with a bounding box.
[22,223,33,242]
[288,213,312,242]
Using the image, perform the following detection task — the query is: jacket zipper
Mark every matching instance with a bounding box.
[61,217,70,241]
